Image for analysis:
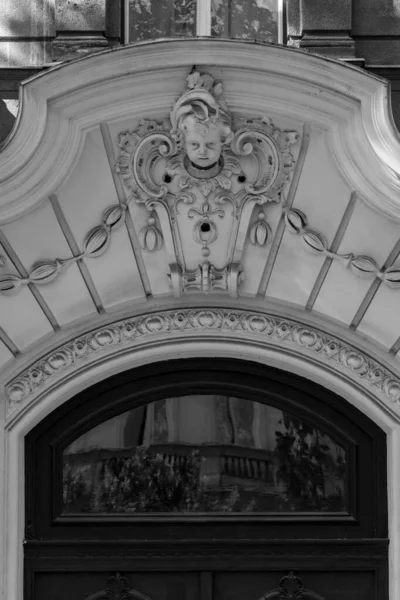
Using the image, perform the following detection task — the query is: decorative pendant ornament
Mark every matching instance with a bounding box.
[139,213,163,252]
[249,212,272,246]
[0,201,129,295]
[285,208,400,288]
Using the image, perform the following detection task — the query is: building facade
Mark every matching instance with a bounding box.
[1,2,400,599]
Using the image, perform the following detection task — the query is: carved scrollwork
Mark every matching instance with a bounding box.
[84,572,153,600]
[117,119,176,200]
[285,208,400,288]
[232,117,299,201]
[262,572,325,600]
[183,261,229,294]
[115,71,299,296]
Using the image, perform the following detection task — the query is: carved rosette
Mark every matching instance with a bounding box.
[115,71,299,298]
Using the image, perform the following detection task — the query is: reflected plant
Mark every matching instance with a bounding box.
[131,0,197,41]
[90,448,255,513]
[211,0,278,42]
[274,416,346,511]
[63,463,90,508]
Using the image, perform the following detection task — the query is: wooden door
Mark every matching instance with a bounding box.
[24,359,389,600]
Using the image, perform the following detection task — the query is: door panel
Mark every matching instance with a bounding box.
[215,571,375,600]
[33,572,200,600]
[31,569,378,600]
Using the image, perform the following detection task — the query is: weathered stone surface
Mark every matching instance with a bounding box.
[105,0,121,39]
[287,0,301,40]
[299,33,355,57]
[353,0,400,35]
[56,0,106,31]
[294,0,354,58]
[52,35,109,61]
[0,0,55,37]
[0,41,52,67]
[300,0,352,31]
[356,40,400,65]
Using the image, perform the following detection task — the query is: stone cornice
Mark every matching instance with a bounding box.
[5,306,400,417]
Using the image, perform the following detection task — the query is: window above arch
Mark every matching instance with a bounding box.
[123,0,285,45]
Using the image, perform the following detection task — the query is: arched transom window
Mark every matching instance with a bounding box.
[63,395,347,515]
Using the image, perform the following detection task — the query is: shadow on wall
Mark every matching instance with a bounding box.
[0,99,18,144]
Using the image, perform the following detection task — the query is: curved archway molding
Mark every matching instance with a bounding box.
[1,304,400,600]
[1,40,400,222]
[4,305,400,422]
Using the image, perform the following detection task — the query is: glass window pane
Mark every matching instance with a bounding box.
[62,396,348,514]
[211,0,279,42]
[128,0,196,43]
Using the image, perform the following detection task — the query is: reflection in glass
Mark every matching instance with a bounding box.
[128,0,196,43]
[62,396,347,514]
[211,0,279,42]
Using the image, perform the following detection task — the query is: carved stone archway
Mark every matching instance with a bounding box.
[1,39,400,599]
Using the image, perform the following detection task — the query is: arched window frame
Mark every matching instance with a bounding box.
[25,358,387,541]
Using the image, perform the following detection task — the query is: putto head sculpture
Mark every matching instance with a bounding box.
[170,72,233,176]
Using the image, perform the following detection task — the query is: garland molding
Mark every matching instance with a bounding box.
[5,308,400,414]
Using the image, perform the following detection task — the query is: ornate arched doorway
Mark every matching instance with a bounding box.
[1,39,400,600]
[24,358,388,599]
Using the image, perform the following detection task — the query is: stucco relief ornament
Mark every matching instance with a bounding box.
[116,71,299,297]
[165,72,241,198]
[7,309,400,410]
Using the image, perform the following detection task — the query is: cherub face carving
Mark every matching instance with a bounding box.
[171,77,233,177]
[184,119,223,169]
